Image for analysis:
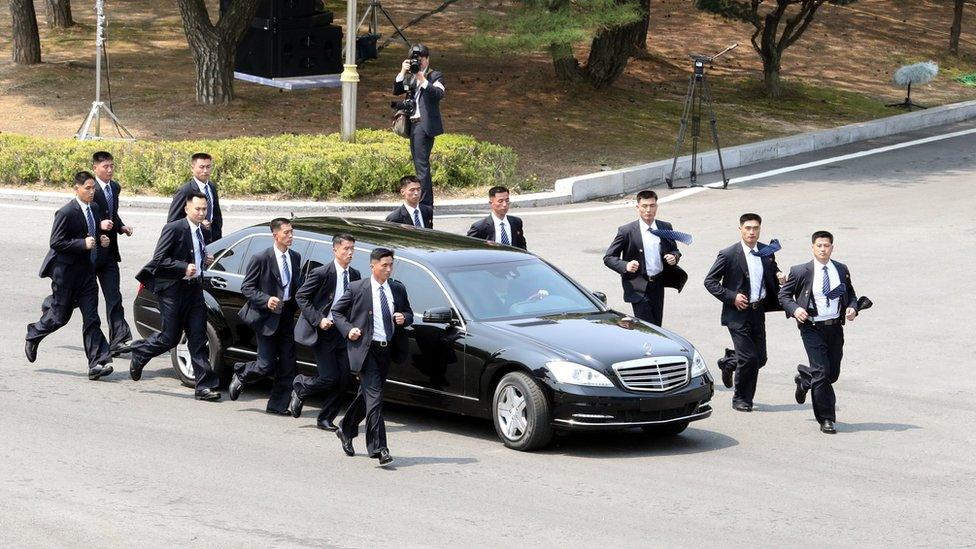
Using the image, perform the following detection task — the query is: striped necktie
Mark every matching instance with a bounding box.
[822,265,831,307]
[413,208,422,227]
[85,205,97,263]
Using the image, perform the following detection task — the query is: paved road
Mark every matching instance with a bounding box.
[2,124,975,547]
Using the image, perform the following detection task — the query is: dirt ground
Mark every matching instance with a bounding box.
[1,0,975,192]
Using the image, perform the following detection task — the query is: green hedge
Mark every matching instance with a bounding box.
[0,129,518,199]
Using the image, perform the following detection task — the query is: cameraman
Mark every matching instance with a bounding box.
[394,43,444,209]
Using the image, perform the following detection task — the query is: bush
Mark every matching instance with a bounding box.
[0,129,518,199]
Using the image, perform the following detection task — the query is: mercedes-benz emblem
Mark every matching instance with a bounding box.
[642,342,654,357]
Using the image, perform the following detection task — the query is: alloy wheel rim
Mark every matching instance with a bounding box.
[175,335,194,379]
[496,384,528,441]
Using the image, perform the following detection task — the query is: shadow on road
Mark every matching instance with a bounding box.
[839,422,920,433]
[139,389,195,400]
[379,456,480,471]
[753,402,806,413]
[541,427,738,458]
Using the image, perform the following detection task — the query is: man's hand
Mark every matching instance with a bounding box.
[267,296,281,311]
[201,219,212,229]
[845,307,857,322]
[85,236,96,250]
[776,271,787,284]
[99,235,110,247]
[400,59,411,75]
[100,219,113,231]
[319,318,334,330]
[734,293,749,311]
[625,260,640,273]
[204,254,215,268]
[393,312,406,326]
[186,264,198,278]
[793,308,809,323]
[348,327,362,341]
[122,226,133,236]
[664,253,677,266]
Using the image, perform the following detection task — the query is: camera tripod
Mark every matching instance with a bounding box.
[358,0,411,49]
[664,44,737,189]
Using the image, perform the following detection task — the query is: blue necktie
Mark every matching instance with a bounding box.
[751,238,781,258]
[104,183,114,215]
[203,185,214,222]
[378,285,394,342]
[649,229,694,246]
[499,222,511,246]
[281,252,291,292]
[85,205,97,263]
[195,227,206,274]
[413,208,422,228]
[342,269,349,293]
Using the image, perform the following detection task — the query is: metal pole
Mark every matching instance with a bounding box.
[94,0,104,135]
[340,0,359,142]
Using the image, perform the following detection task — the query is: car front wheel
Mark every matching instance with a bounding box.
[170,322,226,388]
[492,371,553,451]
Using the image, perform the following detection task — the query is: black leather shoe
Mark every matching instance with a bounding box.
[317,419,339,432]
[88,364,114,380]
[110,342,132,357]
[336,429,354,456]
[376,449,393,466]
[25,340,38,363]
[794,374,807,404]
[228,374,244,401]
[820,420,837,434]
[721,368,733,389]
[129,356,146,381]
[732,402,752,412]
[195,388,222,401]
[288,391,304,418]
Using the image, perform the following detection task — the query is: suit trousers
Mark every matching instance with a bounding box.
[409,123,435,208]
[27,266,111,369]
[293,335,351,422]
[631,279,666,326]
[727,307,768,406]
[340,342,390,456]
[797,323,844,423]
[236,301,298,412]
[95,259,132,347]
[130,280,218,391]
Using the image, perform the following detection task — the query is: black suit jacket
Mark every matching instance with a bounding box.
[40,200,105,279]
[385,204,434,229]
[332,278,414,373]
[394,69,445,136]
[704,241,783,327]
[467,215,527,250]
[295,262,362,347]
[135,219,208,293]
[238,246,304,337]
[603,219,688,302]
[778,260,859,325]
[92,180,126,263]
[167,180,222,242]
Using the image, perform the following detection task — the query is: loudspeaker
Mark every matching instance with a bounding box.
[234,13,343,78]
[356,34,379,64]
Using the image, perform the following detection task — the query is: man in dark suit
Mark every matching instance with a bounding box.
[167,152,222,243]
[289,234,362,430]
[90,151,134,353]
[332,248,413,466]
[26,172,113,380]
[228,218,304,414]
[394,43,444,208]
[704,213,785,412]
[467,186,527,250]
[385,175,434,228]
[779,230,861,434]
[603,190,688,326]
[129,192,221,401]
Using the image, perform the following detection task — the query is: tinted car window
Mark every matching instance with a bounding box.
[304,242,335,275]
[393,260,452,315]
[350,248,371,276]
[210,237,251,274]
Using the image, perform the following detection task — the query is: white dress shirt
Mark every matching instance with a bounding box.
[492,213,512,245]
[274,243,292,300]
[370,276,396,343]
[395,71,445,122]
[76,198,95,225]
[639,219,664,277]
[812,259,841,321]
[741,241,765,302]
[326,259,350,321]
[404,203,423,227]
[187,218,204,278]
[95,177,113,208]
[194,177,214,221]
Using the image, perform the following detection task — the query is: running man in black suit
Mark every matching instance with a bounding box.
[779,230,862,434]
[228,218,304,414]
[130,192,221,401]
[289,234,362,430]
[90,151,134,353]
[167,153,222,243]
[467,186,527,250]
[385,176,434,228]
[332,248,413,466]
[704,213,785,412]
[603,190,688,326]
[26,172,113,380]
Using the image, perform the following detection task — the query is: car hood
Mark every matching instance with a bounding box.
[483,311,693,372]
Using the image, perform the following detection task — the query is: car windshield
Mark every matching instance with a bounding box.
[442,259,601,321]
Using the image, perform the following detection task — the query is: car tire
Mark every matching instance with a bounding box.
[641,420,690,437]
[170,322,228,388]
[492,371,553,451]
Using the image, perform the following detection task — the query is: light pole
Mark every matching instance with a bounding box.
[340,0,359,142]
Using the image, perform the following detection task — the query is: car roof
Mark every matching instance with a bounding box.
[243,216,534,269]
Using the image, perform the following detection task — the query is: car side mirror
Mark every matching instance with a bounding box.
[423,306,454,324]
[593,291,608,304]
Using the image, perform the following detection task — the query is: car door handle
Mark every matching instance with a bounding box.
[210,277,228,288]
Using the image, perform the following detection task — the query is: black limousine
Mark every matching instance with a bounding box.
[133,217,713,450]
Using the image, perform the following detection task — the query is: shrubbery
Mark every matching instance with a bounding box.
[0,130,518,199]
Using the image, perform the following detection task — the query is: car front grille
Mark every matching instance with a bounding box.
[611,356,689,392]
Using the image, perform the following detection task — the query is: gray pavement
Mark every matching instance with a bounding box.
[2,124,975,547]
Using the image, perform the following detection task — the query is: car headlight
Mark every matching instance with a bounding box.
[545,361,614,387]
[691,350,709,377]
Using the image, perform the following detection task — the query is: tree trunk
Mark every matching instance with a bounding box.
[10,0,42,65]
[950,0,964,55]
[585,3,644,88]
[45,0,73,29]
[632,0,650,55]
[549,43,585,83]
[763,63,782,98]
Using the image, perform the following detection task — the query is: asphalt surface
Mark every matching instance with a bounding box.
[2,122,975,547]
